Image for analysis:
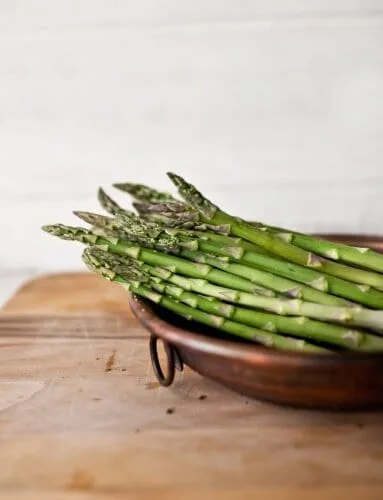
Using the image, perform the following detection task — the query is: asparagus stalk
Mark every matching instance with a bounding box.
[268,229,383,275]
[141,267,383,331]
[107,210,355,306]
[180,249,351,306]
[84,247,383,352]
[167,173,383,290]
[157,283,383,351]
[245,218,383,275]
[112,211,383,309]
[195,239,383,309]
[135,264,383,332]
[42,224,383,330]
[149,277,383,352]
[82,247,330,353]
[193,231,270,254]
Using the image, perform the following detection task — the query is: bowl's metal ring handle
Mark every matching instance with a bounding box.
[149,335,184,387]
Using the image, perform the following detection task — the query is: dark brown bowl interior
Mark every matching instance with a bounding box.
[129,234,383,410]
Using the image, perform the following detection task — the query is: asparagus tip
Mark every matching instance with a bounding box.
[166,172,217,218]
[72,210,88,220]
[97,186,106,198]
[166,172,181,186]
[41,223,68,236]
[97,187,125,215]
[73,210,109,227]
[113,182,133,191]
[83,246,148,283]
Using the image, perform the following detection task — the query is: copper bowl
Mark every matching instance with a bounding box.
[129,234,383,411]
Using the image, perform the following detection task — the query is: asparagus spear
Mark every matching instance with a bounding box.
[167,173,383,290]
[88,248,383,352]
[97,188,129,216]
[180,249,351,305]
[78,209,351,306]
[245,218,383,275]
[42,224,383,330]
[112,211,383,309]
[74,211,115,231]
[113,183,177,203]
[82,247,330,353]
[268,229,383,275]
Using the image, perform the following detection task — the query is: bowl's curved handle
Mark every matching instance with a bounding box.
[149,334,184,386]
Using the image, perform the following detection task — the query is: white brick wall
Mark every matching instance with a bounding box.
[1,0,383,274]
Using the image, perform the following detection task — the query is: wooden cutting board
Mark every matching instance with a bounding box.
[0,272,383,500]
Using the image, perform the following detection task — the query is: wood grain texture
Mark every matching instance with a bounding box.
[1,272,133,315]
[0,272,382,499]
[2,489,383,500]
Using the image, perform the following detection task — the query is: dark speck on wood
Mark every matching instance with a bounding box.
[104,349,117,372]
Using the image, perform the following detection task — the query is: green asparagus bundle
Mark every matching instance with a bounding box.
[71,207,383,310]
[41,172,383,354]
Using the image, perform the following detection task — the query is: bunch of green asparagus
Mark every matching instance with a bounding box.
[42,173,383,354]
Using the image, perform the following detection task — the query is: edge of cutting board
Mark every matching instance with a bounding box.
[0,271,134,316]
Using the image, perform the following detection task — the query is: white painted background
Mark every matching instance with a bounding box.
[0,1,383,300]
